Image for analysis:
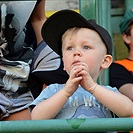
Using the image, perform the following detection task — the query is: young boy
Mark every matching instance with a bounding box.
[30,10,133,120]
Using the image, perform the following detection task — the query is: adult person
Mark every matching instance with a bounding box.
[0,0,68,120]
[30,10,133,120]
[28,0,69,99]
[0,0,37,120]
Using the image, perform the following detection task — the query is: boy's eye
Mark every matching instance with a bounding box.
[67,47,73,50]
[83,46,89,49]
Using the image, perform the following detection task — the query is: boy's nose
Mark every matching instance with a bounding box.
[74,49,81,56]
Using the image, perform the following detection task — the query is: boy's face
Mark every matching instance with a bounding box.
[62,28,112,79]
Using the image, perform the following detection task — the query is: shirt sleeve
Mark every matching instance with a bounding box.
[29,84,62,111]
[109,63,133,89]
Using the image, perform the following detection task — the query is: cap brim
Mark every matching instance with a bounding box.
[41,10,112,56]
[41,10,95,56]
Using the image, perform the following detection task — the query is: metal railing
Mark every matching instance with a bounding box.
[0,118,133,133]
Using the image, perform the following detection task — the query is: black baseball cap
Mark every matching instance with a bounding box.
[41,10,112,57]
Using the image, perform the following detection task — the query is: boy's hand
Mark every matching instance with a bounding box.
[73,62,95,91]
[62,65,82,97]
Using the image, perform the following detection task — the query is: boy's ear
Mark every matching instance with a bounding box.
[101,55,112,69]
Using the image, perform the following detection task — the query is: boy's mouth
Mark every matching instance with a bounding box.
[72,60,80,65]
[72,61,81,68]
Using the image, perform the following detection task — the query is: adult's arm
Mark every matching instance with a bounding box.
[30,0,46,45]
[119,83,133,101]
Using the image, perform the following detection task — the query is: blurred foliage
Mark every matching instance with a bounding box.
[113,33,128,60]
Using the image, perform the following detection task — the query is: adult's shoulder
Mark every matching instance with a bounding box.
[109,61,132,89]
[110,61,129,72]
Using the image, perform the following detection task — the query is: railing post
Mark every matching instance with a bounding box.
[79,0,96,19]
[79,0,111,85]
[125,0,133,11]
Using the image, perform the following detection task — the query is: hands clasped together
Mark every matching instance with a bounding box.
[63,62,97,97]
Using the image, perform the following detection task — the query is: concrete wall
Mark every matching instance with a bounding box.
[45,0,79,11]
